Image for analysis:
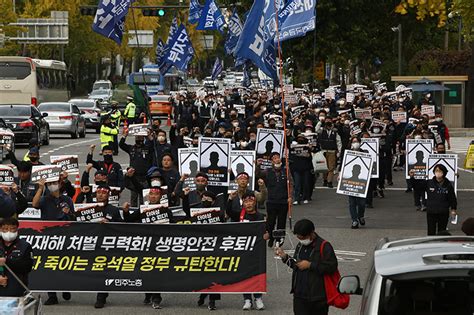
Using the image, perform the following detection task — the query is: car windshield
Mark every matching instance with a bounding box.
[0,105,30,116]
[93,83,110,90]
[38,104,70,112]
[70,100,94,108]
[378,276,474,315]
[90,90,109,96]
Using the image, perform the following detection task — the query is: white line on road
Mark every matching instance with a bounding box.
[40,138,98,158]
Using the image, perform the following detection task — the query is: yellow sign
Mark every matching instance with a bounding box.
[314,62,325,81]
[464,144,474,169]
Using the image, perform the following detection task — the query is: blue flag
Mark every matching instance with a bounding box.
[234,0,278,81]
[224,10,243,55]
[211,58,223,80]
[159,17,179,75]
[188,0,203,24]
[161,24,195,73]
[278,0,316,42]
[92,0,134,44]
[196,0,226,33]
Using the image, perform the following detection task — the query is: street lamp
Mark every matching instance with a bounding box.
[448,11,462,51]
[392,24,402,76]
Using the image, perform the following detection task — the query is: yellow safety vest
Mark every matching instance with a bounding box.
[100,125,118,148]
[110,109,122,125]
[124,102,136,119]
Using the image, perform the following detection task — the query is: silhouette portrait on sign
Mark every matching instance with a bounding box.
[188,160,198,177]
[409,150,426,173]
[347,164,362,181]
[201,151,227,175]
[264,140,274,156]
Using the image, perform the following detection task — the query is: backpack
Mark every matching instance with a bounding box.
[320,240,350,309]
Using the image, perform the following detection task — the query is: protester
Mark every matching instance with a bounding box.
[347,136,368,229]
[0,217,34,297]
[87,145,124,189]
[275,219,337,315]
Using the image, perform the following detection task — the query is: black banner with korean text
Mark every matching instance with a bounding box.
[19,221,266,293]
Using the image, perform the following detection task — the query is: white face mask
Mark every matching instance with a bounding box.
[373,128,381,134]
[2,231,17,242]
[319,116,325,122]
[151,180,161,187]
[158,136,166,142]
[240,141,248,148]
[232,122,239,127]
[299,238,312,246]
[344,120,350,126]
[274,163,282,168]
[435,118,442,122]
[351,142,360,150]
[48,184,59,193]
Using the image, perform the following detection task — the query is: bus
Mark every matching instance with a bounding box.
[127,65,184,97]
[0,56,69,105]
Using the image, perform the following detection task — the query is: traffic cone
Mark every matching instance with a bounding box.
[72,173,81,203]
[143,116,147,123]
[123,119,128,128]
[167,113,171,126]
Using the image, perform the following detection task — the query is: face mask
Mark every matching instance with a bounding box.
[435,118,442,122]
[196,183,206,191]
[274,163,282,168]
[304,130,312,135]
[299,238,312,246]
[150,180,161,187]
[435,171,444,179]
[415,136,422,140]
[29,156,39,162]
[2,231,17,242]
[95,180,107,186]
[240,141,248,148]
[351,142,360,150]
[373,128,381,134]
[158,136,166,142]
[48,184,59,193]
[250,137,256,142]
[319,116,325,122]
[232,122,239,128]
[104,154,113,163]
[274,104,280,109]
[344,120,350,126]
[201,200,213,207]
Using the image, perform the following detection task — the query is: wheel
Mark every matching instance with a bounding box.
[71,125,79,139]
[79,125,86,138]
[43,128,50,146]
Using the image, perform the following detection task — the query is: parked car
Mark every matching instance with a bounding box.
[69,98,102,133]
[38,102,86,139]
[149,94,172,117]
[0,104,50,145]
[338,236,474,315]
[92,80,113,91]
[88,88,113,103]
[0,118,15,161]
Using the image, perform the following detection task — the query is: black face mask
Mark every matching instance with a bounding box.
[29,156,39,162]
[95,180,107,186]
[201,200,213,207]
[135,140,144,146]
[104,154,113,163]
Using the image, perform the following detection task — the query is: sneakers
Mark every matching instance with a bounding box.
[152,301,162,309]
[416,206,422,211]
[351,221,359,229]
[327,182,333,188]
[208,300,217,311]
[143,295,151,305]
[243,299,252,310]
[62,292,71,301]
[197,296,205,306]
[292,201,299,205]
[303,200,309,204]
[44,297,59,305]
[359,218,366,226]
[421,206,427,212]
[255,298,265,310]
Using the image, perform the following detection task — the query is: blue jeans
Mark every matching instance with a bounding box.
[349,196,366,222]
[293,170,311,202]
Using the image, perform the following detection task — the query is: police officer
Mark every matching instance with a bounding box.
[0,217,34,297]
[108,101,122,155]
[119,128,154,206]
[124,95,137,125]
[99,114,119,153]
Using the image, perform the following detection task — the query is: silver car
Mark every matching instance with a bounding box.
[338,236,474,314]
[38,102,86,139]
[69,98,102,133]
[88,88,113,102]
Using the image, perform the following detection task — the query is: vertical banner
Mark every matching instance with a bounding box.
[178,148,199,190]
[360,138,379,178]
[256,128,284,170]
[229,150,256,192]
[19,221,267,293]
[336,150,373,198]
[427,154,458,194]
[406,139,434,179]
[199,137,231,187]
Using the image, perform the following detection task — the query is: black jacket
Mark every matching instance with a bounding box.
[282,235,338,302]
[0,238,33,297]
[119,138,154,177]
[265,167,292,205]
[86,153,124,189]
[425,177,457,214]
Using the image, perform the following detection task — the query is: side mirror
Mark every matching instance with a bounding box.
[338,275,363,295]
[42,112,48,117]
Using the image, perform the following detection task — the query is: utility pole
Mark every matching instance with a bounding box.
[392,24,402,76]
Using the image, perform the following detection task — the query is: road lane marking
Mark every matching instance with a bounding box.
[40,138,98,158]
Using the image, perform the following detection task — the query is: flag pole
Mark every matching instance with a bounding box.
[273,0,293,230]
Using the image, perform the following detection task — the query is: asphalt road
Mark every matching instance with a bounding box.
[7,130,474,315]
